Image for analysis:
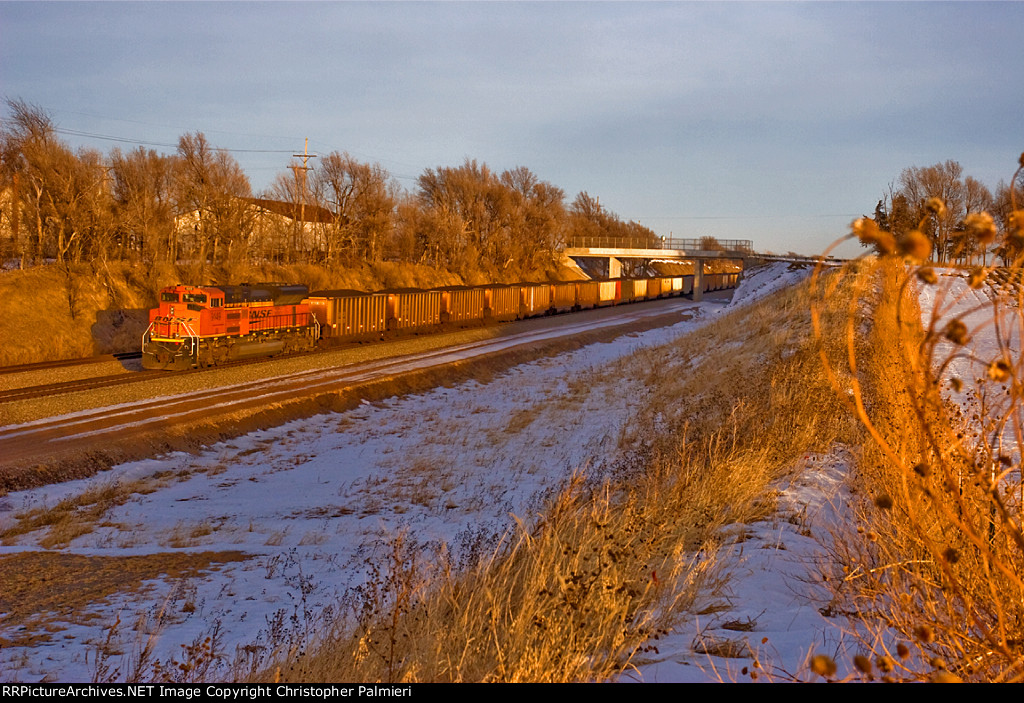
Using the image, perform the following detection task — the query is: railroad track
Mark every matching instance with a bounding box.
[0,292,725,407]
[0,351,141,376]
[0,350,295,405]
[0,299,702,469]
[0,370,156,404]
[0,301,664,405]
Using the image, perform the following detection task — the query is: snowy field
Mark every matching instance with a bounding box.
[918,269,1022,463]
[0,263,835,683]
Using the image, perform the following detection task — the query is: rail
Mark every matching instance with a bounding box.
[565,236,754,253]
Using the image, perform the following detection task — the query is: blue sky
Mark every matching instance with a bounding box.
[2,1,1021,257]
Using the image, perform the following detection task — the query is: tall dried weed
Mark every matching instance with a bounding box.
[808,154,1024,682]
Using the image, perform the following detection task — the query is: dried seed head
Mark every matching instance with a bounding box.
[851,217,896,254]
[942,547,960,564]
[967,267,986,289]
[1009,210,1024,236]
[987,357,1012,383]
[810,654,837,678]
[901,229,932,261]
[925,197,947,217]
[1019,152,1024,170]
[876,656,894,673]
[851,216,878,241]
[874,493,893,510]
[943,319,969,346]
[854,654,873,675]
[917,267,938,284]
[896,643,910,659]
[915,624,935,643]
[949,377,963,392]
[964,212,997,245]
[913,462,931,477]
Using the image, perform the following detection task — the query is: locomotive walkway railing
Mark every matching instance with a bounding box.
[565,236,754,253]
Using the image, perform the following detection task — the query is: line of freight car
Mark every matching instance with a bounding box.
[142,274,740,370]
[312,273,739,341]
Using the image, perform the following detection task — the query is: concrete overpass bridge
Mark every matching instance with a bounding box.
[563,237,754,301]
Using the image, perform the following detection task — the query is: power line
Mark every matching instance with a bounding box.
[54,127,296,154]
[50,107,310,146]
[636,213,862,221]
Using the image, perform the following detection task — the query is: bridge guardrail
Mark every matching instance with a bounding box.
[566,236,754,253]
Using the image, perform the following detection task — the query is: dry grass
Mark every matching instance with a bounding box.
[249,273,862,683]
[808,248,1024,681]
[1,478,153,548]
[162,520,220,549]
[0,550,247,648]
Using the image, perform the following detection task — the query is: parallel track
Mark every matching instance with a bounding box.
[0,372,152,404]
[0,301,696,449]
[0,351,291,405]
[0,351,141,376]
[0,298,712,472]
[0,298,692,405]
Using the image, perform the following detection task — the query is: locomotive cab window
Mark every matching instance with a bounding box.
[183,293,207,304]
[210,298,222,308]
[161,292,180,302]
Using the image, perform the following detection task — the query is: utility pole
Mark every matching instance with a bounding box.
[289,138,317,258]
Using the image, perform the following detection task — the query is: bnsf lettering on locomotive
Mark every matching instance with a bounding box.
[249,309,273,320]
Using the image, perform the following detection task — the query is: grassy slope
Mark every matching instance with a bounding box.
[258,266,865,683]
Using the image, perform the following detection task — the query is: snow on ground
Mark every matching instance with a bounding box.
[726,261,814,309]
[629,449,854,682]
[0,262,837,683]
[918,269,1022,464]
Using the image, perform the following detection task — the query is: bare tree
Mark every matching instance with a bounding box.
[417,159,500,274]
[568,191,657,250]
[109,147,177,262]
[312,152,395,263]
[0,99,112,269]
[499,166,566,273]
[897,161,966,264]
[173,132,252,266]
[992,173,1024,265]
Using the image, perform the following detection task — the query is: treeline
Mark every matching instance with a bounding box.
[0,100,658,282]
[867,158,1024,265]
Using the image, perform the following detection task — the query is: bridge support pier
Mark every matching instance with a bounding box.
[693,260,704,302]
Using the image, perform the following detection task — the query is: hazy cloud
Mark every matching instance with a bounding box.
[2,1,1021,256]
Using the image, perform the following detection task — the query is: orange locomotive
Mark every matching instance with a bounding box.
[142,283,318,370]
